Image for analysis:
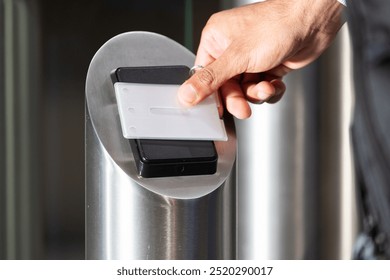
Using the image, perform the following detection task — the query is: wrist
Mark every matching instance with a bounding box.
[298,0,344,36]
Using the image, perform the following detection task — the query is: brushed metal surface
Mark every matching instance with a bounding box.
[231,0,356,260]
[85,32,236,259]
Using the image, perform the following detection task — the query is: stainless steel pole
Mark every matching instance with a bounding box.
[1,0,42,259]
[228,0,357,259]
[85,32,237,260]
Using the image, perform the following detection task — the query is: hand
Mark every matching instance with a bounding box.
[178,0,344,119]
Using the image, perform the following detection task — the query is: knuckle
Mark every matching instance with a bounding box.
[208,11,222,24]
[195,68,218,91]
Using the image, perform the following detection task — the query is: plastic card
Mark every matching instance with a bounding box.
[114,82,228,141]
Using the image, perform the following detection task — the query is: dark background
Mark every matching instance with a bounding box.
[0,0,222,259]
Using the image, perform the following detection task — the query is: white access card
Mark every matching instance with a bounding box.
[114,82,228,141]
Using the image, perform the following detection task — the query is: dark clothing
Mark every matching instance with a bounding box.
[347,0,390,259]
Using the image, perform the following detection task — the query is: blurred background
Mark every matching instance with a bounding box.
[1,0,358,259]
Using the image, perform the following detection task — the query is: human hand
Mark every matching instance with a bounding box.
[178,0,344,119]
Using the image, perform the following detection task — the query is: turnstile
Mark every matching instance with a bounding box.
[85,32,237,259]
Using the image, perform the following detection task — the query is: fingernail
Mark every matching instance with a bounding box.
[257,91,269,103]
[178,83,198,105]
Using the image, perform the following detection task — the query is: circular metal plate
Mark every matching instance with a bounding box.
[86,32,236,199]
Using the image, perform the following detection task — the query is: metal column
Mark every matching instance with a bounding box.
[230,0,358,259]
[85,32,237,260]
[0,0,42,260]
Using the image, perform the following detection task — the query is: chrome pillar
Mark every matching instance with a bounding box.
[85,32,237,260]
[316,24,357,260]
[0,0,42,259]
[230,0,357,259]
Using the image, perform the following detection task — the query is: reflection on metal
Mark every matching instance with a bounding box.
[317,24,357,260]
[0,0,5,260]
[1,0,42,259]
[236,61,321,260]
[85,32,237,259]
[230,0,357,260]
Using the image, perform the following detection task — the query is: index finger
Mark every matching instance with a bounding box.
[178,46,246,106]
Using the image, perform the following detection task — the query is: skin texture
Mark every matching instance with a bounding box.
[177,0,345,119]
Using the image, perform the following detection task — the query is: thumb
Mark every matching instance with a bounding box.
[178,49,245,106]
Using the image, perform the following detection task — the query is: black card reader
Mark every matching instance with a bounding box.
[112,66,218,178]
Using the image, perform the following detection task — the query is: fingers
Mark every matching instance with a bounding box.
[220,78,252,119]
[267,79,286,104]
[248,80,285,104]
[178,70,287,120]
[177,48,288,119]
[194,35,220,68]
[178,47,246,107]
[241,73,286,104]
[218,75,286,120]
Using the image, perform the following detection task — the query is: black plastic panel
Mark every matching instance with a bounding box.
[112,66,218,178]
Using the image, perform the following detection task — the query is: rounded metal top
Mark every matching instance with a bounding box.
[86,32,236,199]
